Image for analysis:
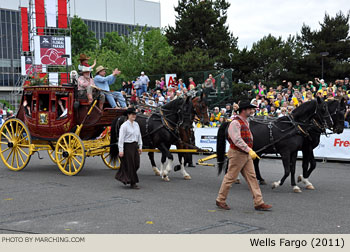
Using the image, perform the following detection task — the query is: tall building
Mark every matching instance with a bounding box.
[0,0,161,99]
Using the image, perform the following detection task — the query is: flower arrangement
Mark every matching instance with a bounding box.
[27,73,48,86]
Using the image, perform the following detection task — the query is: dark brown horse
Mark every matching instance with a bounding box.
[110,93,209,182]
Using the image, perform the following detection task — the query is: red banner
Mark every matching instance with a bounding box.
[39,36,67,65]
[60,73,70,84]
[58,0,68,28]
[21,7,29,51]
[35,0,45,35]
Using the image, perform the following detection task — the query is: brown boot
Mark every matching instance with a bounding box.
[87,93,93,104]
[255,203,272,211]
[216,200,230,210]
[98,100,104,111]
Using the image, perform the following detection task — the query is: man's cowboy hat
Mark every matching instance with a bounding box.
[123,107,137,116]
[79,54,90,61]
[96,66,108,74]
[238,100,257,112]
[81,66,91,73]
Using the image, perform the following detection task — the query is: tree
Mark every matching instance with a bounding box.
[143,28,175,74]
[297,11,350,80]
[166,0,238,68]
[70,16,97,55]
[100,31,122,53]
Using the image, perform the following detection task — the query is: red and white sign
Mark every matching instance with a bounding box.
[310,131,350,160]
[166,74,177,87]
[21,56,42,76]
[34,36,71,65]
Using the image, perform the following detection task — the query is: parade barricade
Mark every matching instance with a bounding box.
[194,127,350,161]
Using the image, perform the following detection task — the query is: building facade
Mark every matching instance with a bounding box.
[0,0,160,96]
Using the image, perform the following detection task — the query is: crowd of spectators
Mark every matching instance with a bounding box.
[118,71,225,108]
[115,74,350,128]
[201,77,350,128]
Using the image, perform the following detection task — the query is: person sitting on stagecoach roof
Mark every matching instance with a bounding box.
[77,66,105,111]
[94,66,127,108]
[78,54,96,75]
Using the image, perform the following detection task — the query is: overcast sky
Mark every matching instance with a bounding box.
[154,0,349,49]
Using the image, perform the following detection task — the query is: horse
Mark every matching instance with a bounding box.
[216,97,333,193]
[297,98,346,190]
[146,93,209,178]
[110,93,209,182]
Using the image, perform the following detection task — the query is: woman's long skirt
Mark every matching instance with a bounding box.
[115,142,140,185]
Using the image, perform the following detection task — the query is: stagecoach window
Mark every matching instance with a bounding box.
[52,100,56,112]
[57,96,68,119]
[38,94,50,112]
[23,94,32,117]
[33,100,36,112]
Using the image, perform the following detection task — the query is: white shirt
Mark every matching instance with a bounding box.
[158,95,165,105]
[118,120,142,152]
[139,75,150,85]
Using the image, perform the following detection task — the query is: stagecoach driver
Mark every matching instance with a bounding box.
[94,66,127,108]
[115,107,142,189]
[216,100,272,211]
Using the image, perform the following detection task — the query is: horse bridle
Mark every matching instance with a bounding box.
[192,98,208,124]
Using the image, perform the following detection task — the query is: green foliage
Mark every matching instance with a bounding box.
[166,0,238,69]
[70,16,97,55]
[296,11,350,80]
[69,8,350,91]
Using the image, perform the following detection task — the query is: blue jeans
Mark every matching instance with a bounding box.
[141,84,147,94]
[111,91,126,108]
[136,88,142,97]
[105,93,117,108]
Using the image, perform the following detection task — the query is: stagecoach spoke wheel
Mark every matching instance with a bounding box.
[0,119,32,171]
[101,149,120,170]
[55,133,85,176]
[47,149,57,164]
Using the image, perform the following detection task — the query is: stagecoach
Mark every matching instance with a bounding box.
[0,84,125,176]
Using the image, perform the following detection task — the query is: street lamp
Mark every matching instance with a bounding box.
[320,52,329,79]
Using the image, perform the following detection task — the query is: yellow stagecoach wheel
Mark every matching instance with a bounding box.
[101,149,120,169]
[47,149,56,164]
[0,118,32,171]
[55,133,85,176]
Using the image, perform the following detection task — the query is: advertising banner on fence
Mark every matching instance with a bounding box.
[312,131,350,160]
[194,127,350,161]
[165,74,177,87]
[34,36,72,66]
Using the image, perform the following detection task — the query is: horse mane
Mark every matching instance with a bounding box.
[291,99,317,121]
[161,98,184,111]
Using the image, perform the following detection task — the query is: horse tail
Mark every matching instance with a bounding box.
[217,121,230,175]
[110,117,120,163]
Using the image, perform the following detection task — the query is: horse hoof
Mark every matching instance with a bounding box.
[184,175,191,180]
[155,172,160,176]
[297,175,303,183]
[234,179,241,184]
[259,180,267,185]
[162,176,170,182]
[306,185,315,190]
[293,188,302,193]
[271,182,278,189]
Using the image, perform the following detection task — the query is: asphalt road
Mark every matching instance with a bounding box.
[0,152,349,234]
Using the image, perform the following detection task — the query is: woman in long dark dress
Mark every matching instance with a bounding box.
[115,107,142,189]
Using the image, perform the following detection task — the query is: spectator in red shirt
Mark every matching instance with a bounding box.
[209,74,216,88]
[188,77,196,89]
